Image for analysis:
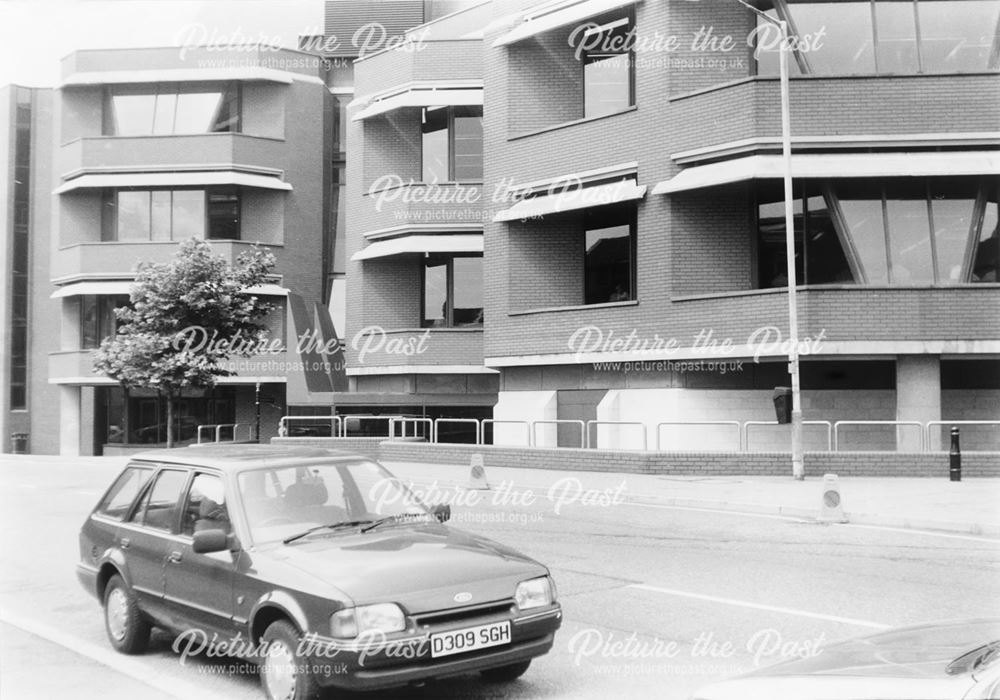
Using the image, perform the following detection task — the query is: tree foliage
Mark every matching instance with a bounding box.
[94,239,277,447]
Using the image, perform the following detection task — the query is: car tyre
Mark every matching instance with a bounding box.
[480,660,531,683]
[259,620,320,700]
[103,574,151,654]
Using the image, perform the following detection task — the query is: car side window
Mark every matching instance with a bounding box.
[96,466,154,520]
[129,469,189,532]
[181,473,231,537]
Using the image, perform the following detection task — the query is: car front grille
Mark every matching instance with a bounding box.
[412,600,514,629]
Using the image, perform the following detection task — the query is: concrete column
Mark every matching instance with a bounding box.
[896,356,941,451]
[59,385,81,456]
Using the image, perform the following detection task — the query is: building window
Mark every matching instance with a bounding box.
[421,106,483,183]
[104,83,241,136]
[757,177,998,287]
[757,182,854,288]
[579,13,635,118]
[101,188,240,241]
[9,88,31,409]
[422,255,483,327]
[81,295,130,349]
[584,205,636,304]
[757,0,1000,75]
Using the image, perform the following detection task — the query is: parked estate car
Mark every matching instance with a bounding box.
[692,619,1000,700]
[77,445,561,699]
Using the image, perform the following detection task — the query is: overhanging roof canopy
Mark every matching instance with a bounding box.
[52,280,288,298]
[352,86,484,121]
[494,179,646,222]
[493,0,638,47]
[54,170,293,195]
[60,67,320,88]
[51,281,135,299]
[653,152,1000,195]
[352,234,483,261]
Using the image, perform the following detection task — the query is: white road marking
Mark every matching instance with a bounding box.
[836,522,1000,544]
[628,583,891,630]
[0,610,223,700]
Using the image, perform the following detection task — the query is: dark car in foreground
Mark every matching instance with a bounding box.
[692,619,1000,700]
[77,445,561,699]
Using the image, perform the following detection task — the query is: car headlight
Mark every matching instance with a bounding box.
[515,576,556,610]
[330,603,406,639]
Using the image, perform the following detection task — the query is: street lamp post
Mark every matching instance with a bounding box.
[733,1,804,480]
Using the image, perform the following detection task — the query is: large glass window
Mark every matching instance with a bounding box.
[584,205,636,304]
[421,254,483,327]
[757,0,1000,75]
[971,185,999,281]
[81,294,130,349]
[580,13,635,118]
[102,189,236,241]
[421,106,483,183]
[757,183,854,288]
[105,83,240,136]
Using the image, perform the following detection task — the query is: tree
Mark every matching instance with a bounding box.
[95,239,277,447]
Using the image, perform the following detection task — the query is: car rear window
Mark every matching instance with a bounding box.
[96,466,154,520]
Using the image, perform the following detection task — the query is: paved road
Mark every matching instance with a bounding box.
[1,456,998,699]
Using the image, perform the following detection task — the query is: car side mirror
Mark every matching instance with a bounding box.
[431,504,451,523]
[192,528,231,554]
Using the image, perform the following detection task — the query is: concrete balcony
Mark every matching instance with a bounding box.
[52,240,284,282]
[346,328,485,372]
[354,40,482,97]
[49,348,292,385]
[669,74,1000,157]
[59,134,287,178]
[358,182,485,234]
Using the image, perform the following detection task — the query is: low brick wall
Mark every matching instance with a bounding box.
[270,437,389,459]
[377,441,1000,478]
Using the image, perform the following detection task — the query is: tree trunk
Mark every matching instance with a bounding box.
[165,390,174,449]
[121,384,130,445]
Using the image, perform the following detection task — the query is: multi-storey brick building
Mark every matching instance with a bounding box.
[346,0,1000,451]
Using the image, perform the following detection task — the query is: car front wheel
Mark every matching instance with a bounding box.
[259,620,319,700]
[480,660,531,683]
[103,574,151,654]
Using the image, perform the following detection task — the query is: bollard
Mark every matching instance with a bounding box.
[468,453,490,490]
[949,426,961,482]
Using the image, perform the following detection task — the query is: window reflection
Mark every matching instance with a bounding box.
[758,0,1000,75]
[106,83,240,136]
[101,189,236,241]
[584,206,636,304]
[421,255,483,328]
[421,105,483,183]
[581,14,634,118]
[930,181,978,283]
[972,187,999,281]
[81,295,130,349]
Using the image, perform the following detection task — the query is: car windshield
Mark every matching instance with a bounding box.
[237,460,433,544]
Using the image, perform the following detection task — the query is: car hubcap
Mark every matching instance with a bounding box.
[263,640,296,700]
[106,588,128,641]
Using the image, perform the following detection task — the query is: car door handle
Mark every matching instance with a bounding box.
[119,538,130,549]
[167,551,183,564]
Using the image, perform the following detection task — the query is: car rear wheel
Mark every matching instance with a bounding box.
[103,575,151,654]
[259,620,319,700]
[480,660,531,683]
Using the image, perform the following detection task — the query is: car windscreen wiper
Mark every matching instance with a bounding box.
[282,520,373,544]
[360,514,431,533]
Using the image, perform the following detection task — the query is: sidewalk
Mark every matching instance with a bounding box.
[382,460,1000,538]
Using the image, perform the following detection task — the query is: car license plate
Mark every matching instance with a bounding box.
[430,620,511,658]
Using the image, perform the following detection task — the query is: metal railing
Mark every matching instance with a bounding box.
[926,420,1000,451]
[743,420,833,452]
[833,420,924,452]
[432,418,482,444]
[531,419,586,449]
[272,415,994,454]
[389,417,433,440]
[655,421,742,451]
[586,420,647,450]
[278,415,342,438]
[196,423,254,444]
[481,419,532,447]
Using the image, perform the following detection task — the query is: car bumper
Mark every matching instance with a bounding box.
[76,563,99,598]
[308,606,561,691]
